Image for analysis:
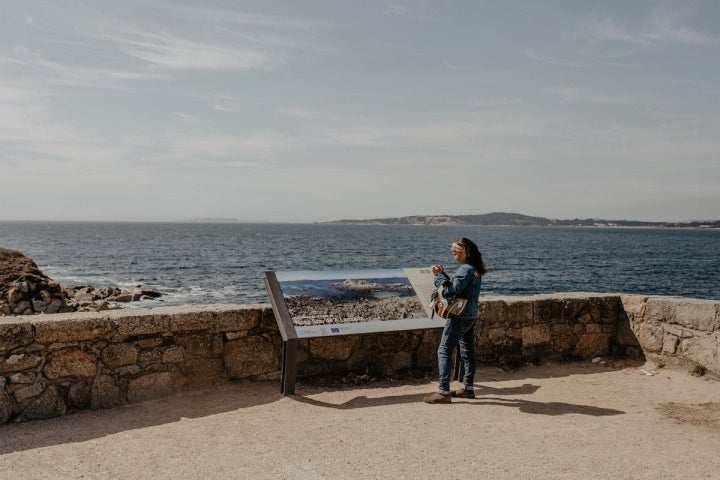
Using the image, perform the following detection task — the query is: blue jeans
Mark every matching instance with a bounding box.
[437,316,477,394]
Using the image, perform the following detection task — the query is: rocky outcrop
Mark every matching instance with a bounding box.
[331,279,413,292]
[0,248,70,315]
[0,248,162,316]
[64,285,163,311]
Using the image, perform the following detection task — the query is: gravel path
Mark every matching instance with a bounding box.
[1,361,719,480]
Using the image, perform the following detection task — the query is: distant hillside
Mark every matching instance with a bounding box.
[326,212,551,226]
[325,212,720,228]
[449,212,553,226]
[189,217,240,223]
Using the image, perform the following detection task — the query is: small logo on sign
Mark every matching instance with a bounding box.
[331,327,340,333]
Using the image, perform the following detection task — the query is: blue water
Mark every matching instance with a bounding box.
[0,222,718,306]
[280,277,414,300]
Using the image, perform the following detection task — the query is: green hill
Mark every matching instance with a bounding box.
[326,212,551,226]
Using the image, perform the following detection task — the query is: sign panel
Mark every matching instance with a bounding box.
[271,267,444,338]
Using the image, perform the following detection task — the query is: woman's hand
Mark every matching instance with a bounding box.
[431,264,444,275]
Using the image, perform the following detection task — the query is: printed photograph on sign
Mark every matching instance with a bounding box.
[276,268,436,326]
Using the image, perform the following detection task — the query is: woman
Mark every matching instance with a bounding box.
[424,237,487,404]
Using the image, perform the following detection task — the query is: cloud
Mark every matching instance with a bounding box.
[97,28,273,72]
[1,1,718,222]
[3,47,166,89]
[384,4,411,17]
[524,48,637,69]
[80,3,336,72]
[542,86,639,106]
[2,1,334,91]
[121,130,302,168]
[0,82,51,147]
[153,2,332,32]
[0,1,335,173]
[587,9,719,47]
[0,81,42,104]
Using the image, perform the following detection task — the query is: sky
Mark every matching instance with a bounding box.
[1,0,719,223]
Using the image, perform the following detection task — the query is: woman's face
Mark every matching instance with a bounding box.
[451,243,467,263]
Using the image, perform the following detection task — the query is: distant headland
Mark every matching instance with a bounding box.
[324,212,720,228]
[189,217,241,223]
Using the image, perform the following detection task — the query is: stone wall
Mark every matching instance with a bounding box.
[1,293,718,425]
[476,293,623,366]
[0,304,276,424]
[620,295,719,377]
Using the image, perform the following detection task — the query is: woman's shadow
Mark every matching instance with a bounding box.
[292,381,625,417]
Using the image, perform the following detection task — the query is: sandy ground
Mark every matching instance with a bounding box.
[1,360,720,480]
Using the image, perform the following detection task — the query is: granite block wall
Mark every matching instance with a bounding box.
[1,294,717,424]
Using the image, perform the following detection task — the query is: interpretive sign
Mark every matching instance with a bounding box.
[263,268,448,394]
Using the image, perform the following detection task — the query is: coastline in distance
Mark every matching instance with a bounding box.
[323,212,720,228]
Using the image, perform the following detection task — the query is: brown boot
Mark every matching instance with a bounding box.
[423,392,452,404]
[450,388,476,399]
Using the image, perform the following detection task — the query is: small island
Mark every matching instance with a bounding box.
[331,279,413,292]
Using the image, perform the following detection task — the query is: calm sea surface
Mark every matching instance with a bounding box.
[0,222,718,306]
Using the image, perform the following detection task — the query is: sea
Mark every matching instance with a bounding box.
[0,222,718,307]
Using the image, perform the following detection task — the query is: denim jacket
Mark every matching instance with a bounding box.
[434,263,482,319]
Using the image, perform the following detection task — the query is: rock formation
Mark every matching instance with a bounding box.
[0,248,68,315]
[331,278,413,292]
[0,248,162,316]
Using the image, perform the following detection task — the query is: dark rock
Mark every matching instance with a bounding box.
[90,375,122,409]
[141,289,163,299]
[0,248,162,315]
[111,294,134,303]
[0,248,69,315]
[18,385,66,421]
[0,387,12,425]
[67,381,91,409]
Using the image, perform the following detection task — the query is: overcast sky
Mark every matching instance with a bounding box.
[1,1,718,222]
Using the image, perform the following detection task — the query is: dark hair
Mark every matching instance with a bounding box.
[453,237,488,275]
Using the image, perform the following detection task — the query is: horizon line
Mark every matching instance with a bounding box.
[1,215,719,224]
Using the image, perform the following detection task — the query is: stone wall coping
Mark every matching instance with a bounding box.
[2,293,617,327]
[1,292,715,327]
[482,292,623,301]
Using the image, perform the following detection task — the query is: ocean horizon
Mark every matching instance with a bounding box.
[1,221,718,306]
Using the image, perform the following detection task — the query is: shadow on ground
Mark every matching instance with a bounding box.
[292,361,629,416]
[296,359,645,393]
[293,386,624,417]
[0,360,634,454]
[0,381,282,455]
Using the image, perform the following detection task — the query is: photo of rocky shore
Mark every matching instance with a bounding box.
[279,271,427,326]
[0,248,162,316]
[286,294,426,326]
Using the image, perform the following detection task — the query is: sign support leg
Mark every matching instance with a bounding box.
[281,339,298,395]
